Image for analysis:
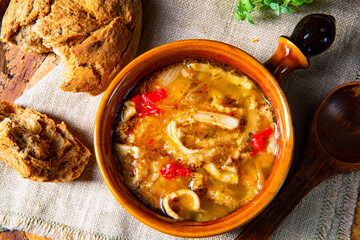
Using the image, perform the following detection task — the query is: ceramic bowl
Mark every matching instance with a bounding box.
[94,14,335,237]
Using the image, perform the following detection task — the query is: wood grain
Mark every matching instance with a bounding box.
[0,43,59,102]
[0,230,27,240]
[0,230,51,240]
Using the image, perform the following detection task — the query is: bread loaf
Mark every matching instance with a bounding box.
[0,0,142,95]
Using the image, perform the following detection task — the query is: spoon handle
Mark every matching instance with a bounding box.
[235,133,337,240]
[264,14,336,82]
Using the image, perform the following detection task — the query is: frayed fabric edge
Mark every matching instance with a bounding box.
[0,212,118,240]
[314,175,341,240]
[314,170,360,240]
[336,171,360,240]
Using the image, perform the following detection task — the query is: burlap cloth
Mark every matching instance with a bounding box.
[1,1,359,239]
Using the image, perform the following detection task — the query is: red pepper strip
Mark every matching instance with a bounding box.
[250,127,274,157]
[137,108,162,117]
[132,94,155,112]
[145,88,167,102]
[132,89,167,117]
[160,162,191,179]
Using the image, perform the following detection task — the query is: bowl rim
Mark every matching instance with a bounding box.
[94,39,294,237]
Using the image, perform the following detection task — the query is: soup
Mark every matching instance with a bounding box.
[112,60,278,222]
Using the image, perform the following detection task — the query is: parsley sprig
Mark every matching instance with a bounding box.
[236,0,313,24]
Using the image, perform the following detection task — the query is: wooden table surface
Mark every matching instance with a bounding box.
[0,0,359,239]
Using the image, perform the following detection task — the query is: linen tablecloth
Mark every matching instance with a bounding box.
[1,1,360,239]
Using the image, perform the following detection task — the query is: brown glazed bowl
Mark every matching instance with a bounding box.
[94,14,335,237]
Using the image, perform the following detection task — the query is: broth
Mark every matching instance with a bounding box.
[112,60,278,222]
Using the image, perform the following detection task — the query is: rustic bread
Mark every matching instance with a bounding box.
[0,101,91,182]
[0,0,142,95]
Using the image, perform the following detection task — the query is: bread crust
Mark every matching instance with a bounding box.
[0,101,91,182]
[0,0,142,95]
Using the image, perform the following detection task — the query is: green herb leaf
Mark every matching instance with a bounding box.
[292,0,304,5]
[263,0,273,6]
[235,0,313,24]
[270,3,279,10]
[280,6,290,13]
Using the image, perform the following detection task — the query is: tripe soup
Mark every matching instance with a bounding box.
[112,60,278,222]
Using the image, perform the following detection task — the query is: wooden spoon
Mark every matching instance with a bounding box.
[236,81,360,239]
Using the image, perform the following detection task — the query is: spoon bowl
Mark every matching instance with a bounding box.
[236,81,360,240]
[317,83,360,163]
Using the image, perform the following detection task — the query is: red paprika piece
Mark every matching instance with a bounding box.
[137,108,162,117]
[250,127,273,157]
[160,162,191,179]
[204,84,210,93]
[145,88,167,102]
[132,89,167,117]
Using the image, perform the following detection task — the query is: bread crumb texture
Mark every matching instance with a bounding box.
[0,101,91,182]
[0,0,142,95]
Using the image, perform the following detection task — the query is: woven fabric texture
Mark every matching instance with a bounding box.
[1,1,359,239]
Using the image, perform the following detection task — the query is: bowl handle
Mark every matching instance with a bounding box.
[264,14,336,82]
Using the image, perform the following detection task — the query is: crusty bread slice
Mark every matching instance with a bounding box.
[0,0,142,96]
[0,101,90,182]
